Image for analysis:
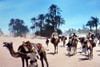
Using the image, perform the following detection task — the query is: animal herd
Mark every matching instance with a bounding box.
[3,33,98,67]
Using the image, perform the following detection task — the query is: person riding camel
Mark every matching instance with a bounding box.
[87,31,96,48]
[69,33,73,40]
[51,30,59,39]
[70,33,78,43]
[87,31,95,40]
[87,32,92,40]
[73,33,77,38]
[67,33,78,55]
[51,30,59,45]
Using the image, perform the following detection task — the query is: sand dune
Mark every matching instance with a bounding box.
[0,35,100,67]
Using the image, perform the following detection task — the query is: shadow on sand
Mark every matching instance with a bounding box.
[96,50,100,52]
[79,58,89,61]
[78,51,83,54]
[65,53,76,57]
[78,51,89,57]
[95,50,100,56]
[47,52,55,55]
[98,54,100,56]
[80,53,88,57]
[59,45,65,47]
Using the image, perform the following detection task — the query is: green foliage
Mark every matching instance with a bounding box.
[9,18,29,37]
[86,16,99,35]
[91,16,99,35]
[31,4,65,37]
[86,20,94,30]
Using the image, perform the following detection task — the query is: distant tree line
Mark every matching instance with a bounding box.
[9,19,29,37]
[0,28,4,36]
[66,16,99,36]
[8,4,100,37]
[65,27,89,35]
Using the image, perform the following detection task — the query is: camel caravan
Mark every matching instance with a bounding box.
[3,30,99,67]
[50,30,97,59]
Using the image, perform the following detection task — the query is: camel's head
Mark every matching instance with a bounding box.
[3,42,13,49]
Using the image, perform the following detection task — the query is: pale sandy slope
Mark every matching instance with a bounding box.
[0,36,100,67]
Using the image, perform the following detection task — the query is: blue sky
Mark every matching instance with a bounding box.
[0,0,100,33]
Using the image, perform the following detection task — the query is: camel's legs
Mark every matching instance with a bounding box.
[54,46,56,53]
[21,58,24,67]
[73,47,77,55]
[57,45,58,53]
[40,57,44,67]
[63,41,65,47]
[47,43,48,47]
[88,49,91,59]
[43,52,49,67]
[40,53,44,67]
[90,48,93,59]
[25,58,28,66]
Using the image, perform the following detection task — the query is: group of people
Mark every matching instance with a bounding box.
[67,31,97,59]
[51,30,96,58]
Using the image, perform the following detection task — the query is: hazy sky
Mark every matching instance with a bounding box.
[0,0,100,33]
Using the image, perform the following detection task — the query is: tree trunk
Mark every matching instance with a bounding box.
[90,26,92,31]
[96,26,97,36]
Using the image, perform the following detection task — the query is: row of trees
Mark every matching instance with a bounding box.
[8,4,99,37]
[30,4,65,37]
[9,4,65,37]
[65,26,89,35]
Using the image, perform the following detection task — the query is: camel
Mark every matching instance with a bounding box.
[19,41,49,67]
[51,37,60,54]
[3,42,29,67]
[66,37,78,55]
[61,36,67,47]
[78,37,95,59]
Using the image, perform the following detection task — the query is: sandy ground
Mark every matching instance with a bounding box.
[0,35,100,67]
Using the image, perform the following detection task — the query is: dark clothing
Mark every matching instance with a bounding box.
[73,34,77,37]
[18,45,31,53]
[67,42,72,47]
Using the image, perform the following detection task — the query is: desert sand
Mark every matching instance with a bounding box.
[0,35,100,67]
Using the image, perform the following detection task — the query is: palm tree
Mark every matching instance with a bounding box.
[31,17,36,25]
[86,20,94,31]
[48,4,64,30]
[38,14,45,35]
[9,18,16,36]
[38,14,45,27]
[31,17,37,32]
[91,16,99,35]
